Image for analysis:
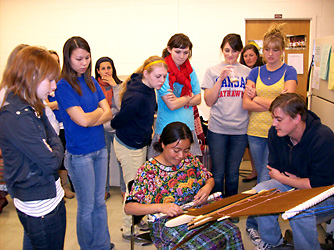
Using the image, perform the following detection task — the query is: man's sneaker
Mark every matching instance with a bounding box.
[246,228,261,245]
[254,240,273,250]
[254,238,287,250]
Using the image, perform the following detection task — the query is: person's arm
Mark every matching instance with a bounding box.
[66,106,103,127]
[111,84,122,115]
[187,93,201,107]
[193,177,215,205]
[252,79,297,109]
[267,165,311,189]
[161,90,193,110]
[45,99,58,110]
[242,79,267,111]
[204,65,232,107]
[91,99,113,126]
[3,111,63,176]
[110,94,141,129]
[124,201,183,217]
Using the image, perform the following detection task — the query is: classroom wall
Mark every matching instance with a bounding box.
[1,0,333,115]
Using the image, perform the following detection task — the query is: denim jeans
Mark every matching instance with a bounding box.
[207,130,248,197]
[105,131,125,193]
[17,199,66,250]
[247,135,270,184]
[65,148,110,250]
[250,179,334,250]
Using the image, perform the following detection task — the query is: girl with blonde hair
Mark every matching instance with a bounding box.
[110,56,168,241]
[243,23,298,247]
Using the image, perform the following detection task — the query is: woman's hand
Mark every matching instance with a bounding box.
[102,76,117,86]
[159,203,183,217]
[218,65,233,81]
[245,85,257,99]
[165,89,177,101]
[193,185,211,206]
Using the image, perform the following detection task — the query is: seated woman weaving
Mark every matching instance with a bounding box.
[124,122,244,249]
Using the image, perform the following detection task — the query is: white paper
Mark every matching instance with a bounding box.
[312,66,320,90]
[288,54,304,74]
[314,45,321,63]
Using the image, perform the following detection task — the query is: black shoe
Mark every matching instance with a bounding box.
[242,176,257,183]
[0,198,8,213]
[283,229,293,245]
[105,192,111,200]
[122,234,152,246]
[110,242,115,250]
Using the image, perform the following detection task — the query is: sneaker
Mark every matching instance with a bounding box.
[137,219,149,231]
[122,233,152,246]
[246,228,261,246]
[254,240,272,250]
[254,238,286,250]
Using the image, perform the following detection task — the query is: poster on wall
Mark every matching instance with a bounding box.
[287,54,304,74]
[319,44,332,80]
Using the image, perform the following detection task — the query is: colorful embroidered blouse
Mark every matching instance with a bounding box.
[127,154,212,206]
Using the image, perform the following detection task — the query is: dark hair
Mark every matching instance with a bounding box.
[220,33,243,52]
[61,36,95,95]
[153,122,193,153]
[95,57,122,85]
[48,50,60,64]
[270,93,307,121]
[162,33,193,59]
[1,46,60,115]
[240,44,264,68]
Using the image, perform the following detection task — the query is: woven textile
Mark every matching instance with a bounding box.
[150,217,244,250]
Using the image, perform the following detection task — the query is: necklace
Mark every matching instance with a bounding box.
[266,62,283,80]
[267,70,273,80]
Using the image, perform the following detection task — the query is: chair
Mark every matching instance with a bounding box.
[127,180,152,250]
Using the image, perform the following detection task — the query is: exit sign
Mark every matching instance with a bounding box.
[275,14,283,18]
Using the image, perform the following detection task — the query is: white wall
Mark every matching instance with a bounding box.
[1,0,333,115]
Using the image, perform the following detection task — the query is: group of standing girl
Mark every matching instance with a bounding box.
[0,22,297,250]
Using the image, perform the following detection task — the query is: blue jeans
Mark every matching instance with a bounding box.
[248,135,270,184]
[207,131,247,197]
[65,148,110,250]
[251,179,334,250]
[105,131,126,193]
[17,199,66,250]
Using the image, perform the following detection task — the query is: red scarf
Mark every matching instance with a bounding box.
[164,55,193,97]
[97,77,113,107]
[165,55,205,142]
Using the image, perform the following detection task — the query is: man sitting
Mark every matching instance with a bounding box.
[249,93,334,250]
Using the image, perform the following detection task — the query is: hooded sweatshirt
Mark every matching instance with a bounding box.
[110,73,156,149]
[268,110,334,188]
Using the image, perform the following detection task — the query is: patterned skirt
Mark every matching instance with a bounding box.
[150,217,244,250]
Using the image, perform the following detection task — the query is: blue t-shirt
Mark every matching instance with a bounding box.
[55,76,106,155]
[155,69,201,134]
[248,63,298,86]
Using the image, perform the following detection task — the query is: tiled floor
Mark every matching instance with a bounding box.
[0,161,332,249]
